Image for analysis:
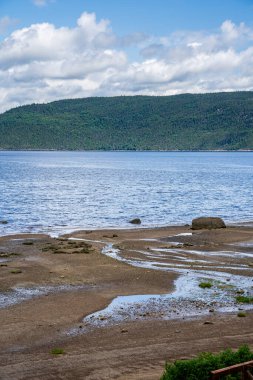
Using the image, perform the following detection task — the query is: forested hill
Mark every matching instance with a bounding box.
[1,92,253,150]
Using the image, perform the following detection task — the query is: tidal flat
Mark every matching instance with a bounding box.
[0,224,253,379]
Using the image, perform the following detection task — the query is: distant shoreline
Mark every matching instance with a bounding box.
[0,149,253,153]
[1,93,253,151]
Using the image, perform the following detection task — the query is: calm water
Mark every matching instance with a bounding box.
[0,151,253,236]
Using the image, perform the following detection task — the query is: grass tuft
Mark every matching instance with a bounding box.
[236,295,253,304]
[51,348,65,355]
[10,269,22,274]
[199,281,213,289]
[237,312,246,317]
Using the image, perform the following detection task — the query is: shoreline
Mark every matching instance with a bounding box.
[1,149,253,152]
[0,224,253,379]
[2,219,253,240]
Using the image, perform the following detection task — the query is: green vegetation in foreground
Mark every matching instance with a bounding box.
[161,345,253,380]
[199,281,213,289]
[236,295,253,303]
[1,92,253,150]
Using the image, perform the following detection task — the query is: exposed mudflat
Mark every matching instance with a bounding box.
[0,225,253,379]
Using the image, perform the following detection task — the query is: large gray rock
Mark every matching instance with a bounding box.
[192,217,226,230]
[129,218,141,225]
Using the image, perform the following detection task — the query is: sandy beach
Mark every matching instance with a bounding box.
[0,224,253,379]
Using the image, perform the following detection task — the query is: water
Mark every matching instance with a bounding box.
[0,151,253,236]
[0,285,91,309]
[81,272,253,329]
[66,242,253,332]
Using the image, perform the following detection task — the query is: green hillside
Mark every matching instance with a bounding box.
[1,92,253,150]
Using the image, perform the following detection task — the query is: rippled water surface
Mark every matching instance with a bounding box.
[0,151,253,235]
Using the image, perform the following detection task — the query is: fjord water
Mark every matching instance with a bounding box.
[0,151,252,236]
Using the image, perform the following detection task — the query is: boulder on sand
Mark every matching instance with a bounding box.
[129,218,141,225]
[192,217,226,230]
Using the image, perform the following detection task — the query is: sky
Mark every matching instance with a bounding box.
[1,0,253,113]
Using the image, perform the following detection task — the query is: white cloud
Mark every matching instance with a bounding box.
[187,42,202,49]
[1,13,253,113]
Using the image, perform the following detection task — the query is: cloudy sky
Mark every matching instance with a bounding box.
[1,0,253,113]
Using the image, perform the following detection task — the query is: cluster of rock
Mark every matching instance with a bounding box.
[127,217,226,229]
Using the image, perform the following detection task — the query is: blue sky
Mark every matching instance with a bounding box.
[1,0,253,112]
[1,0,253,37]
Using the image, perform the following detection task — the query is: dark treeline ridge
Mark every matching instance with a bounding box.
[1,92,253,150]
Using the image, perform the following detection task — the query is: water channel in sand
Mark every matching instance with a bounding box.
[0,284,96,309]
[67,235,253,334]
[1,232,252,332]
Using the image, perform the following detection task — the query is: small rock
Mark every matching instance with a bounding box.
[175,330,181,333]
[183,243,194,247]
[129,218,141,225]
[121,329,128,333]
[209,309,215,313]
[203,321,214,325]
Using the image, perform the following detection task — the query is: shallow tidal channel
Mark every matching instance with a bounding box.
[68,235,253,334]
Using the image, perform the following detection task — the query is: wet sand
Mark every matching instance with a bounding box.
[0,225,253,379]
